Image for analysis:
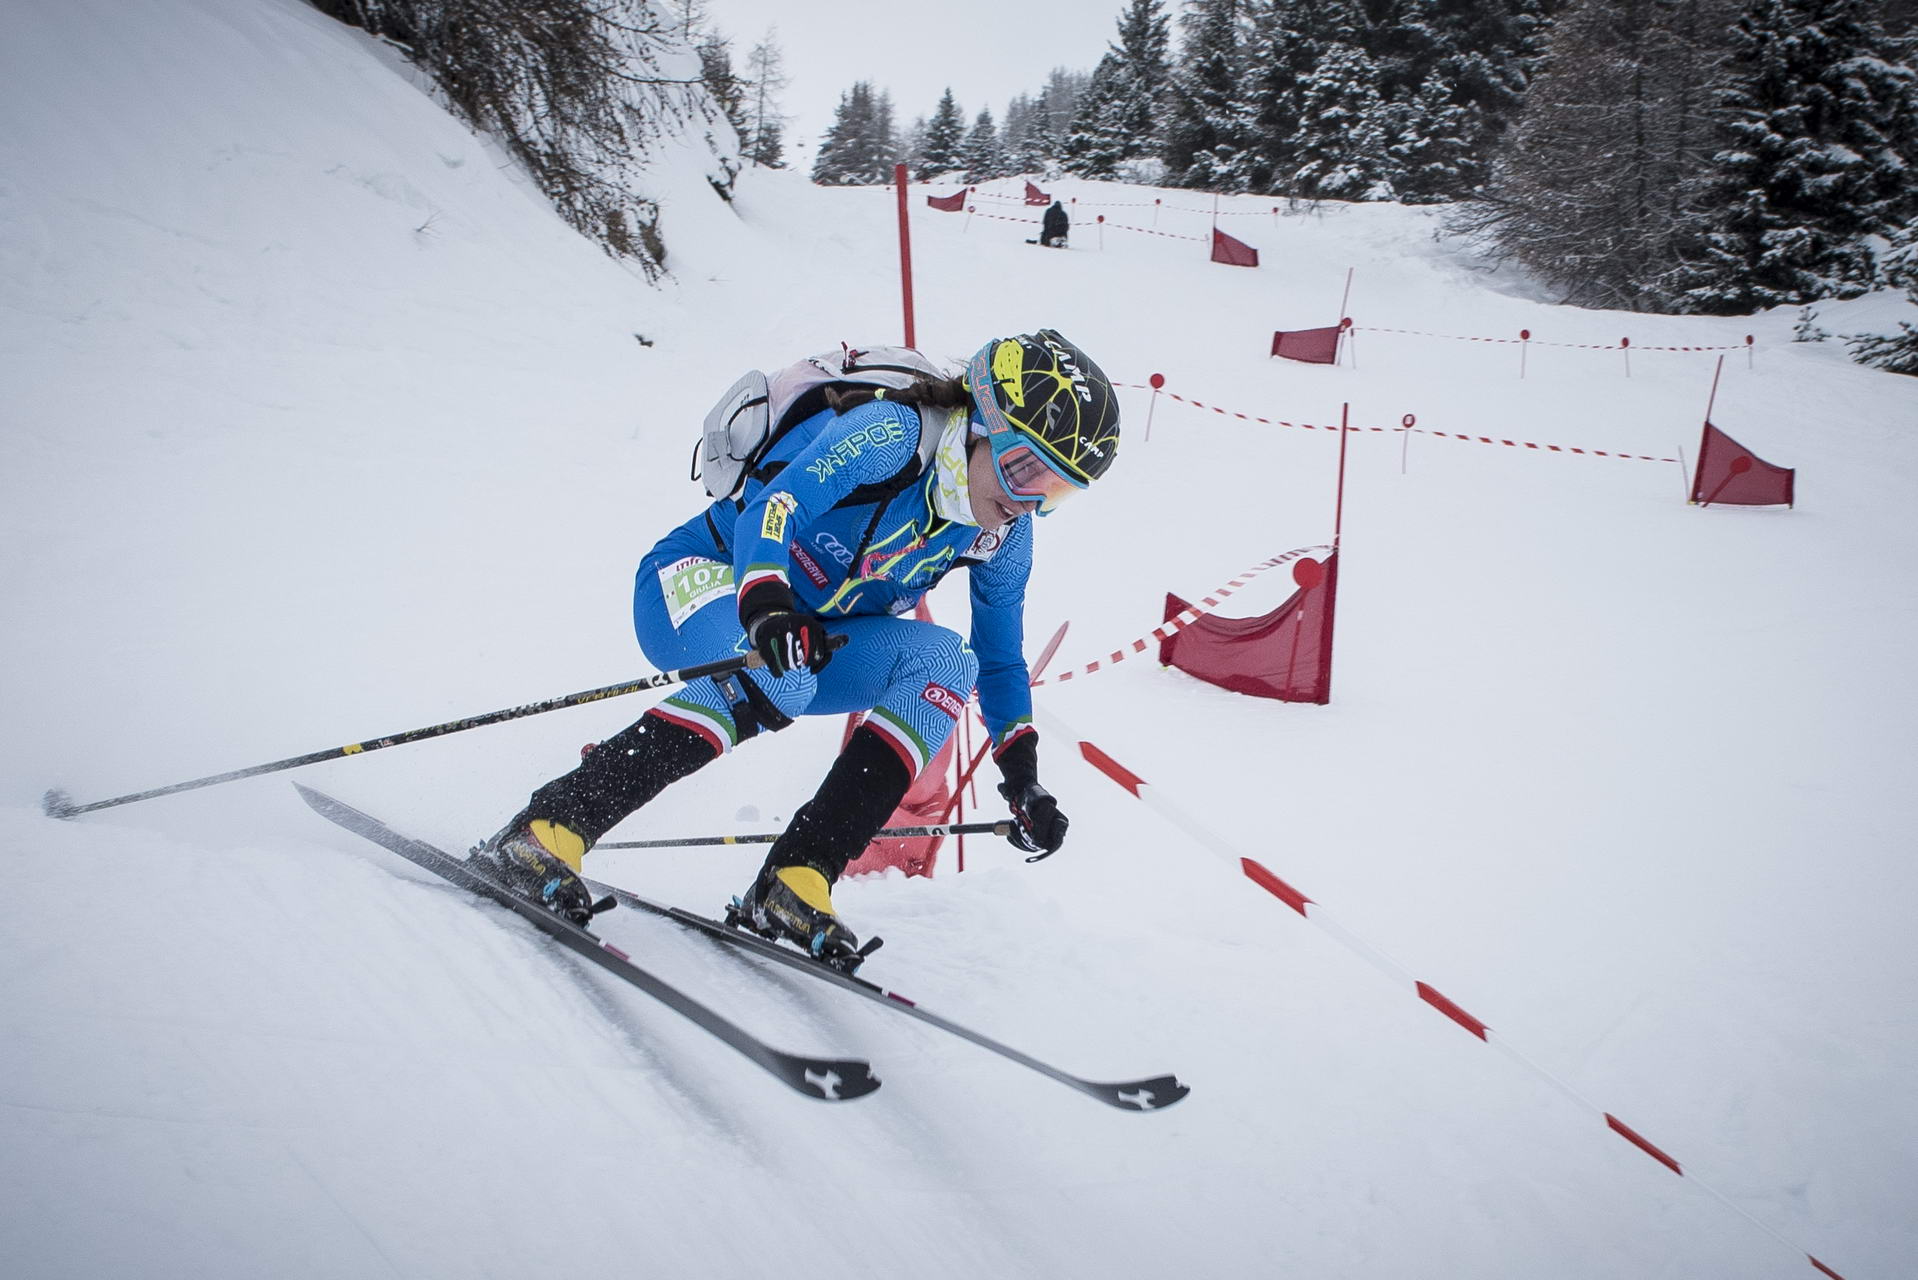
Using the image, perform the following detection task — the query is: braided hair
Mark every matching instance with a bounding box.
[823,374,971,417]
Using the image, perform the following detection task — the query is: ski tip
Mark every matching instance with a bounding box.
[42,789,77,820]
[1101,1074,1190,1112]
[798,1059,882,1102]
[292,783,350,822]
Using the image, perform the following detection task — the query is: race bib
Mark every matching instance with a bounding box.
[658,556,735,627]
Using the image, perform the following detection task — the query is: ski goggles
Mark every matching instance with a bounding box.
[985,428,1084,515]
[966,353,1088,515]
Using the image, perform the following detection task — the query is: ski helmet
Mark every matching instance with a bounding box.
[964,330,1121,493]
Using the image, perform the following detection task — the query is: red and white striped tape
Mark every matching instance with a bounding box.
[963,208,1041,227]
[1033,547,1328,688]
[1115,381,1382,434]
[963,199,1208,242]
[1092,220,1210,243]
[1354,325,1754,354]
[1039,717,1848,1280]
[1411,426,1679,464]
[965,189,1305,217]
[1123,379,1681,464]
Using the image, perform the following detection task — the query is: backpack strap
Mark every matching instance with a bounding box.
[746,401,951,513]
[839,404,957,568]
[742,349,945,492]
[838,403,951,509]
[716,404,955,569]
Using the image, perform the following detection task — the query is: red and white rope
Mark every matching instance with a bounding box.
[962,203,1209,243]
[1354,325,1753,353]
[1413,426,1679,464]
[964,189,1305,217]
[963,208,1041,227]
[1036,712,1850,1280]
[1034,547,1328,688]
[1115,381,1380,434]
[1093,220,1210,243]
[1122,379,1681,464]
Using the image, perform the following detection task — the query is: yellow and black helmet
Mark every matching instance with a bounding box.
[964,330,1120,487]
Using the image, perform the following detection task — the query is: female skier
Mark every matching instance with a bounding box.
[479,330,1121,965]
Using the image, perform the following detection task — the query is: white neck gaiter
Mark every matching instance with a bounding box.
[927,407,978,526]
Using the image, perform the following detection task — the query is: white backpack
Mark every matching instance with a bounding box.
[693,343,953,502]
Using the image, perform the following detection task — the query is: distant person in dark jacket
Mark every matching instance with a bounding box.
[1040,200,1069,248]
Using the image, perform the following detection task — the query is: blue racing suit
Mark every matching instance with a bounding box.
[633,398,1035,777]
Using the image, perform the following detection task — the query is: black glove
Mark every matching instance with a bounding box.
[745,609,834,677]
[738,578,834,678]
[995,732,1068,860]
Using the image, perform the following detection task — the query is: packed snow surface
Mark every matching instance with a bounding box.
[3,3,1914,1278]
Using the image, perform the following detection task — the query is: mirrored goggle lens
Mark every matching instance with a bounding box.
[994,442,1083,512]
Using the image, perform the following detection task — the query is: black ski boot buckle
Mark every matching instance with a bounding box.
[818,934,883,976]
[570,894,618,927]
[724,896,778,941]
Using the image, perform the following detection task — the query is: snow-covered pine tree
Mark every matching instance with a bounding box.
[961,108,1009,182]
[1188,100,1261,194]
[1110,0,1174,167]
[1041,68,1087,142]
[1847,321,1918,372]
[1793,306,1830,341]
[1237,0,1330,195]
[1389,69,1477,201]
[1460,0,1737,311]
[1003,94,1031,143]
[900,116,929,172]
[1010,85,1059,174]
[918,88,967,179]
[1163,0,1247,188]
[1415,0,1553,196]
[1675,0,1918,313]
[1228,0,1545,203]
[1846,215,1918,373]
[1063,53,1133,179]
[870,90,897,180]
[813,81,897,185]
[1289,39,1401,199]
[812,83,867,184]
[1358,0,1526,201]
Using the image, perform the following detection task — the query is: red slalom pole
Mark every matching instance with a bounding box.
[1704,354,1725,422]
[1334,402,1351,547]
[939,621,1071,837]
[894,162,916,348]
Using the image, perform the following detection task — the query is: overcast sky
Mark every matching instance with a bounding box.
[703,0,1125,161]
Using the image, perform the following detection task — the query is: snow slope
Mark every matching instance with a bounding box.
[3,3,1915,1278]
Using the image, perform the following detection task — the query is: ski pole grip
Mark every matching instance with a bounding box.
[739,629,849,671]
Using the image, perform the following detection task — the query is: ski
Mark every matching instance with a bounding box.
[585,876,1189,1113]
[292,785,879,1102]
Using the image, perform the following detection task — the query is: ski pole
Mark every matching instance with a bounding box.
[44,640,845,820]
[597,820,1011,850]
